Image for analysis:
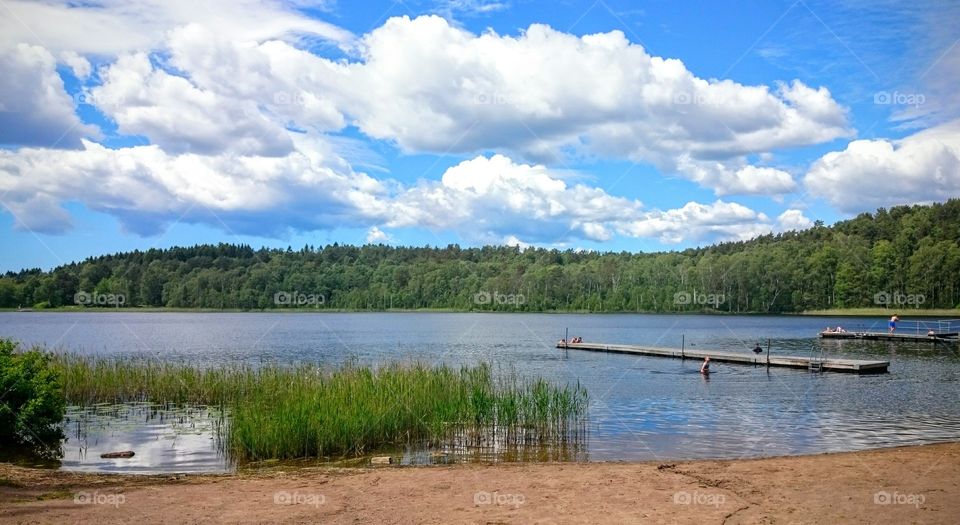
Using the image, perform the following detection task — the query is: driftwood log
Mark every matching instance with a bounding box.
[100,451,135,459]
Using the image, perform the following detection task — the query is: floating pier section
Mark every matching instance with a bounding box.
[819,319,959,343]
[819,331,959,343]
[556,342,889,374]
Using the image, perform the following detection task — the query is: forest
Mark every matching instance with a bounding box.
[2,200,959,313]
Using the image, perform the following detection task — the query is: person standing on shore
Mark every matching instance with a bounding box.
[889,314,900,333]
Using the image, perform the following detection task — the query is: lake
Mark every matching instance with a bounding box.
[3,312,960,473]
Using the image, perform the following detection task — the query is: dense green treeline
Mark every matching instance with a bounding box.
[2,200,960,313]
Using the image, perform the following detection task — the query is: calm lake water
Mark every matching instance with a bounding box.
[3,312,960,473]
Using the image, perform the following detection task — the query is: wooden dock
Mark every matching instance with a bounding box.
[556,342,889,374]
[820,331,959,343]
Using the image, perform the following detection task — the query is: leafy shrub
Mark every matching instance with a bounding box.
[0,339,66,452]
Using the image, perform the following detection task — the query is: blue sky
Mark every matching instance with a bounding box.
[1,0,959,272]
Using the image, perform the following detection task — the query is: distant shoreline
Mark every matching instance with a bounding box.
[797,308,960,317]
[3,307,959,317]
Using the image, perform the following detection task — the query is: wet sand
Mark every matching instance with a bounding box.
[2,442,958,524]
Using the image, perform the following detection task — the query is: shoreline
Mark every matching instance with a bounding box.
[3,442,958,524]
[4,307,960,317]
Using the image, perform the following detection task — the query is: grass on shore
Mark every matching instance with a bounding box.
[801,308,960,317]
[51,355,588,461]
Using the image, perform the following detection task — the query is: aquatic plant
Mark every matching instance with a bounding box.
[51,354,588,461]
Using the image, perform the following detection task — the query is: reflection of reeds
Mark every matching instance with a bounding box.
[433,419,591,463]
[53,356,588,462]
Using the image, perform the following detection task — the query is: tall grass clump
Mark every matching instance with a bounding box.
[227,362,588,460]
[52,354,256,405]
[51,354,588,462]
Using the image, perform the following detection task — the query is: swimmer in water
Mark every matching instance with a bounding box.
[700,356,710,374]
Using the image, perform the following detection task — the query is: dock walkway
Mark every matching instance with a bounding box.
[557,342,889,373]
[820,331,958,343]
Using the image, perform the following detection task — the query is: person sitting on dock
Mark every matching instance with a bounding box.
[888,314,900,333]
[753,343,763,354]
[700,357,710,374]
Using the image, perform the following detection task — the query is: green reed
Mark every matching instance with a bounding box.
[52,355,588,461]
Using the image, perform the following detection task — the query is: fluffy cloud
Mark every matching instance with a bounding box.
[805,119,960,213]
[1,194,74,235]
[0,136,797,244]
[338,16,849,194]
[616,200,772,244]
[90,52,293,156]
[676,158,797,196]
[0,0,351,55]
[59,51,91,80]
[366,226,391,243]
[0,44,97,148]
[0,8,853,244]
[390,155,789,244]
[164,24,346,132]
[390,154,641,243]
[5,13,850,191]
[776,209,814,231]
[140,16,845,196]
[0,136,388,235]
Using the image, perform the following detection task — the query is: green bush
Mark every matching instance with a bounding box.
[0,339,66,452]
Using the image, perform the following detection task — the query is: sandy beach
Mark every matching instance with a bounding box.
[2,442,958,524]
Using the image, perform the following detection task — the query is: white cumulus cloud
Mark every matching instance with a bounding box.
[776,209,814,231]
[0,136,389,236]
[338,16,850,195]
[0,8,860,244]
[391,155,786,245]
[0,44,97,148]
[389,154,639,243]
[366,226,391,243]
[0,0,352,55]
[805,119,960,213]
[90,52,293,156]
[616,200,772,244]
